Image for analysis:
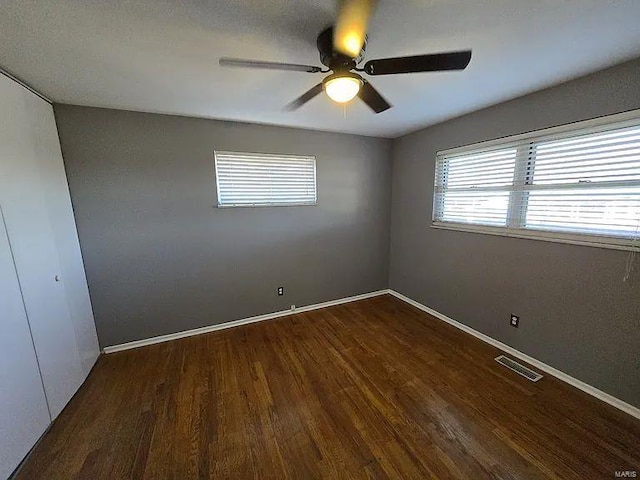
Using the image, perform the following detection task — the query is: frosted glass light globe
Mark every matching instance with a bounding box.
[324,76,362,103]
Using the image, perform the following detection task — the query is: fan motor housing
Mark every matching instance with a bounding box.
[317,27,366,72]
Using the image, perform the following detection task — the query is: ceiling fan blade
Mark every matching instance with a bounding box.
[358,81,391,113]
[285,83,324,111]
[363,50,472,76]
[219,58,322,73]
[334,0,376,58]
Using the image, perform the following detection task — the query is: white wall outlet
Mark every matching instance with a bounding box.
[290,304,295,311]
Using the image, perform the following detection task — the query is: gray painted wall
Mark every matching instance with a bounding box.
[55,106,392,348]
[390,58,640,408]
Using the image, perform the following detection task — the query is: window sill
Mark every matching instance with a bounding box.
[216,202,318,208]
[431,222,640,252]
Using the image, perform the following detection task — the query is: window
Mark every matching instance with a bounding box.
[215,151,317,207]
[433,112,640,250]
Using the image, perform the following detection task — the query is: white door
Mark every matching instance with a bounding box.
[0,205,51,479]
[0,75,84,419]
[24,91,100,377]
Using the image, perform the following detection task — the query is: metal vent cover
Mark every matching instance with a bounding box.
[495,355,543,382]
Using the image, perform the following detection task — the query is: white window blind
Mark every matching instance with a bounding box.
[435,147,517,226]
[433,112,640,250]
[215,151,317,207]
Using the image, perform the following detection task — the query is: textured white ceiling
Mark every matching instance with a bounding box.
[2,0,640,138]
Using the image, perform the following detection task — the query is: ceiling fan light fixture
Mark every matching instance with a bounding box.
[324,74,362,103]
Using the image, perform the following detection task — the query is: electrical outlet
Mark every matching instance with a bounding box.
[290,304,295,311]
[510,314,520,328]
[277,286,284,296]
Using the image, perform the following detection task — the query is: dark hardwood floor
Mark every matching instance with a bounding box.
[15,295,640,479]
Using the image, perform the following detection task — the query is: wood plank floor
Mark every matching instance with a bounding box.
[15,295,640,479]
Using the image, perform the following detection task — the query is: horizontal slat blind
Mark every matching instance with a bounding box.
[433,114,640,247]
[435,146,517,226]
[215,151,317,207]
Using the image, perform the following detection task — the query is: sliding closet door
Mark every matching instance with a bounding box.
[0,75,84,419]
[0,206,51,479]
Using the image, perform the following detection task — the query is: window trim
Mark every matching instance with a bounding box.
[214,150,318,208]
[432,108,640,252]
[431,222,638,252]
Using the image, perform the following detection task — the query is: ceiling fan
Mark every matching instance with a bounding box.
[219,0,472,114]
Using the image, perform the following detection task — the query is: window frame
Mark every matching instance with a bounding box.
[214,150,318,208]
[432,109,640,252]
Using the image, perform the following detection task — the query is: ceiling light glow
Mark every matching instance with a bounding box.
[324,76,362,103]
[343,32,363,57]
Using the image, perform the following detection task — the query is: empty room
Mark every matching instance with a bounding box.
[1,1,639,479]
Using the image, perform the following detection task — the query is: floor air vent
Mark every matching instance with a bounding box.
[495,355,543,382]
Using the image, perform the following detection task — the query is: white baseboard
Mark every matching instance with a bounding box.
[387,289,640,421]
[102,290,388,354]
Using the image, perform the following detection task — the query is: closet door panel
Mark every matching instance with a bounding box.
[25,93,100,376]
[0,75,84,419]
[0,207,51,480]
